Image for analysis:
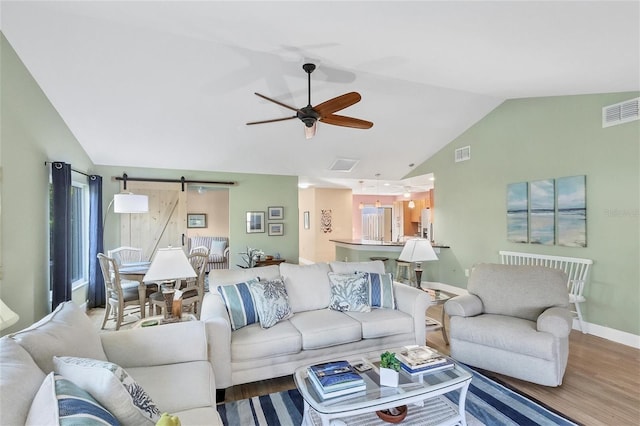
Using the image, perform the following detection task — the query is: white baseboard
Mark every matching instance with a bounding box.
[425,281,640,350]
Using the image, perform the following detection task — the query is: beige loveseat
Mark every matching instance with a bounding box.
[445,263,573,386]
[200,260,430,401]
[0,302,222,425]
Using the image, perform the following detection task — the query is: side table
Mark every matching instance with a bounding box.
[420,284,451,345]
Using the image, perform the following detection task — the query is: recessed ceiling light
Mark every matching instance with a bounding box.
[298,183,310,189]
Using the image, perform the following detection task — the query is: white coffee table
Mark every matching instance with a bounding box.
[293,351,472,426]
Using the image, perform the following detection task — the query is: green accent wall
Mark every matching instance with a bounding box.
[407,93,640,335]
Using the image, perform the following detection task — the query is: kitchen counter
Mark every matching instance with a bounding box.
[330,239,449,263]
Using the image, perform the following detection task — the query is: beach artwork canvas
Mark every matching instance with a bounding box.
[556,175,587,247]
[529,179,555,245]
[507,182,528,243]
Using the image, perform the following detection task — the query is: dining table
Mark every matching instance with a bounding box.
[118,261,154,318]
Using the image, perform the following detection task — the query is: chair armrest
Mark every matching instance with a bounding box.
[224,247,230,258]
[444,294,483,317]
[537,307,573,337]
[100,321,208,368]
[200,292,233,389]
[393,282,430,346]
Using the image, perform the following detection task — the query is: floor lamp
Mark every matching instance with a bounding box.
[398,238,439,287]
[103,192,149,249]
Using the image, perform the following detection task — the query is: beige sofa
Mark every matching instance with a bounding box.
[200,260,431,401]
[0,302,222,425]
[445,263,573,386]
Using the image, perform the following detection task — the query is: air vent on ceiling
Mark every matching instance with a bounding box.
[329,158,359,172]
[454,146,471,163]
[602,97,639,128]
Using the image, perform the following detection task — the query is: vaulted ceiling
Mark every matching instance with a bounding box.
[2,1,638,194]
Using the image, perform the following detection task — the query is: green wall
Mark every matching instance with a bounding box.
[408,93,640,335]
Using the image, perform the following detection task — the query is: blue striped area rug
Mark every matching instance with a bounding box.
[218,366,579,426]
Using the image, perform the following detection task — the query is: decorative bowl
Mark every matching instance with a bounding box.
[375,405,407,423]
[265,255,274,261]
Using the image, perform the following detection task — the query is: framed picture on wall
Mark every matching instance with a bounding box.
[187,213,207,228]
[268,223,284,236]
[246,211,265,233]
[268,206,284,220]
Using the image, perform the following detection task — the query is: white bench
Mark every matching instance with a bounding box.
[499,250,593,333]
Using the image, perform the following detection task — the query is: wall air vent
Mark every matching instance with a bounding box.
[602,97,639,128]
[454,146,471,163]
[329,158,359,172]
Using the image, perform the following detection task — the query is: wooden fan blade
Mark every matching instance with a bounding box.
[246,116,297,125]
[313,92,361,117]
[320,114,373,129]
[254,93,299,112]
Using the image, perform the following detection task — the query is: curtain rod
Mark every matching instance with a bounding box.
[114,173,236,191]
[44,161,92,178]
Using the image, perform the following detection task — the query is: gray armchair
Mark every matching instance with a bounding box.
[444,263,572,386]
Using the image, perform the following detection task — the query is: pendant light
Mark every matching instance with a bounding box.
[408,200,415,209]
[358,181,364,209]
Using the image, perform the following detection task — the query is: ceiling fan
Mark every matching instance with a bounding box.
[246,63,373,139]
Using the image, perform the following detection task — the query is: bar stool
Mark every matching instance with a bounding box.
[370,256,389,272]
[395,260,412,283]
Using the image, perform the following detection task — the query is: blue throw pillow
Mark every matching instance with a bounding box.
[360,272,396,309]
[248,278,294,328]
[26,372,119,425]
[217,279,260,330]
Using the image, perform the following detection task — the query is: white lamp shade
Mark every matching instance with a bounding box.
[143,247,196,282]
[0,299,20,330]
[398,238,439,263]
[113,193,149,213]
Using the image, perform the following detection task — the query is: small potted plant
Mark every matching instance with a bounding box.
[379,351,400,387]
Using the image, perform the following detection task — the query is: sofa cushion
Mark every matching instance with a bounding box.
[210,240,227,257]
[468,263,569,321]
[209,265,280,286]
[26,372,118,426]
[125,361,215,415]
[280,262,332,313]
[361,272,395,309]
[289,310,362,350]
[450,314,557,360]
[231,321,302,361]
[344,309,414,339]
[329,260,385,274]
[249,278,294,328]
[216,279,260,330]
[53,356,161,425]
[0,337,47,426]
[9,301,108,373]
[327,272,371,312]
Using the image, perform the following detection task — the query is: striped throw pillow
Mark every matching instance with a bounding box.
[26,372,119,425]
[217,278,260,330]
[361,272,396,309]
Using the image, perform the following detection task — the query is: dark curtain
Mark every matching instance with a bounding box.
[51,162,72,310]
[88,175,105,308]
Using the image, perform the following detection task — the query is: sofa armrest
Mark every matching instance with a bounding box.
[200,292,233,389]
[393,282,430,346]
[537,306,573,337]
[100,321,208,368]
[444,294,483,317]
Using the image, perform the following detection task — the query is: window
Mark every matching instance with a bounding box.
[49,178,90,291]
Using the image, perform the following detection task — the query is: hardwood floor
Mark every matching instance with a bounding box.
[90,304,640,425]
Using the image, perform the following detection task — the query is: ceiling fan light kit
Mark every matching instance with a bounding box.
[247,63,373,139]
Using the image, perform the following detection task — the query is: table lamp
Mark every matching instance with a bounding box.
[143,247,196,318]
[398,238,438,287]
[0,298,20,330]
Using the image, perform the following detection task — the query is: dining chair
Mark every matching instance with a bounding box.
[107,246,145,289]
[180,252,209,319]
[97,253,150,330]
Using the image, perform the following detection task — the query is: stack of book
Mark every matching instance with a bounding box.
[307,360,366,399]
[395,345,454,376]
